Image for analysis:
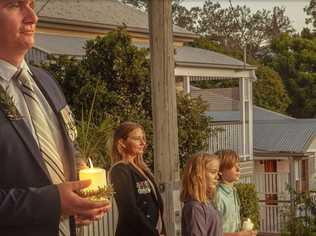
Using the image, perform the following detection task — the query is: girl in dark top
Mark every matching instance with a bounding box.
[110,121,165,236]
[181,152,223,236]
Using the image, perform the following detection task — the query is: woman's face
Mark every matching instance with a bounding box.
[205,159,220,193]
[122,128,146,157]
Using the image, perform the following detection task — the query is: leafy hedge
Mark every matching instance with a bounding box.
[235,183,260,230]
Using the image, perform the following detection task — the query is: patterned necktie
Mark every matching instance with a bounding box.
[16,69,70,236]
[16,69,65,183]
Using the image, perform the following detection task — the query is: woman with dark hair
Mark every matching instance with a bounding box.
[110,121,165,236]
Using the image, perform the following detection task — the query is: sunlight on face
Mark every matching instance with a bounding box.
[0,0,37,57]
[124,128,146,157]
[205,159,220,192]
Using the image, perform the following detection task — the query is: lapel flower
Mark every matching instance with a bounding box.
[0,85,22,120]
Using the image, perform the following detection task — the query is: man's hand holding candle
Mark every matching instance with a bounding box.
[57,180,111,221]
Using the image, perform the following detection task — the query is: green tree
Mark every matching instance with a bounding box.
[264,33,316,118]
[253,65,291,114]
[44,28,215,169]
[197,1,293,59]
[281,189,316,236]
[305,0,316,31]
[177,94,216,168]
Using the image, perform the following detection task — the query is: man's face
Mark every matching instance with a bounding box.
[0,0,38,53]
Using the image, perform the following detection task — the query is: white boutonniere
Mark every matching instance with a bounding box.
[0,85,22,120]
[60,105,77,142]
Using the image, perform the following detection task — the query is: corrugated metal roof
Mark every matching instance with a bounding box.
[175,46,255,69]
[34,34,87,56]
[191,89,240,111]
[32,33,254,71]
[35,0,193,35]
[198,89,316,153]
[254,120,316,153]
[207,106,294,122]
[191,88,293,121]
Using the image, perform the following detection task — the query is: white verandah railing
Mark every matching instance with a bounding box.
[208,122,251,160]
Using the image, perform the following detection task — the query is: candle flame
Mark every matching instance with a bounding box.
[88,158,94,168]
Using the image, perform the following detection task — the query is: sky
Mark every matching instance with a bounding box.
[182,0,311,33]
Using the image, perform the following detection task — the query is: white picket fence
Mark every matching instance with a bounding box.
[258,202,290,233]
[240,172,291,234]
[77,198,118,236]
[254,172,290,201]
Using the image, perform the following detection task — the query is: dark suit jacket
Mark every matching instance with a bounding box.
[110,162,165,236]
[0,66,77,236]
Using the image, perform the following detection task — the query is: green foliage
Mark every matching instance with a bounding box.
[304,0,316,31]
[76,84,115,168]
[43,28,216,170]
[264,33,316,118]
[78,185,114,202]
[177,94,217,168]
[253,65,291,114]
[235,183,260,230]
[281,190,316,236]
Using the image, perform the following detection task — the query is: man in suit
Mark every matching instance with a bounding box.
[0,1,110,235]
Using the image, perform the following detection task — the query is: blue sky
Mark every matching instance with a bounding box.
[182,0,311,32]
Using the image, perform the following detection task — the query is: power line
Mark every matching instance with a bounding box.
[36,0,51,15]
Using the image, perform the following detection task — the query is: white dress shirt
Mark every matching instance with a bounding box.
[0,59,67,176]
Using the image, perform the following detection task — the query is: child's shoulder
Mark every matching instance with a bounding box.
[183,200,202,207]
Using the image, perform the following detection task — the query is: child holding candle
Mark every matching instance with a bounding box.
[181,152,223,236]
[215,149,256,236]
[109,121,165,236]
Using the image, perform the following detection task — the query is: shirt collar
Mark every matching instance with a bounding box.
[0,59,32,82]
[218,182,235,195]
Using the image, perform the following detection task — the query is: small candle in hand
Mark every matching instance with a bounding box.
[242,218,254,231]
[79,159,107,192]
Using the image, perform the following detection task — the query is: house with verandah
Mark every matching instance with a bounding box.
[29,1,257,235]
[191,87,316,234]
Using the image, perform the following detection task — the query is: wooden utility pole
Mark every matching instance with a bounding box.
[148,1,181,235]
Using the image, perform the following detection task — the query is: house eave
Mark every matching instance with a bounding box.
[254,150,312,159]
[175,61,257,71]
[38,16,198,41]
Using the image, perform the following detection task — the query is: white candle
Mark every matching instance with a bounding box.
[79,167,107,192]
[242,218,254,231]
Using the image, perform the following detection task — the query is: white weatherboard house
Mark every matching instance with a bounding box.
[192,87,316,234]
[30,1,258,235]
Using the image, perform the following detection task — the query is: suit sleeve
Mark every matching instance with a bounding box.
[0,185,60,227]
[110,164,159,236]
[181,202,206,236]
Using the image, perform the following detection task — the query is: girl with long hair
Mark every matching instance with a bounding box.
[181,152,223,236]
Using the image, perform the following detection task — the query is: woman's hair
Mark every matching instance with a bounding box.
[215,149,239,174]
[111,121,149,172]
[180,152,218,204]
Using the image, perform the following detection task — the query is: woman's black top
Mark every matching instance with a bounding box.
[110,162,165,236]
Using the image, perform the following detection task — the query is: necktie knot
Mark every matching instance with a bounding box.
[15,68,33,91]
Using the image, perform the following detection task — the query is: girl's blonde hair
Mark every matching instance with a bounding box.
[111,121,149,172]
[180,152,218,204]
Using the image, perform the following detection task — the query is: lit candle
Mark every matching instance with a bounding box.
[242,218,254,231]
[79,159,107,192]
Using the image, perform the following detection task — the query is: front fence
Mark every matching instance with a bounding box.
[78,198,118,236]
[240,172,291,234]
[258,201,290,233]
